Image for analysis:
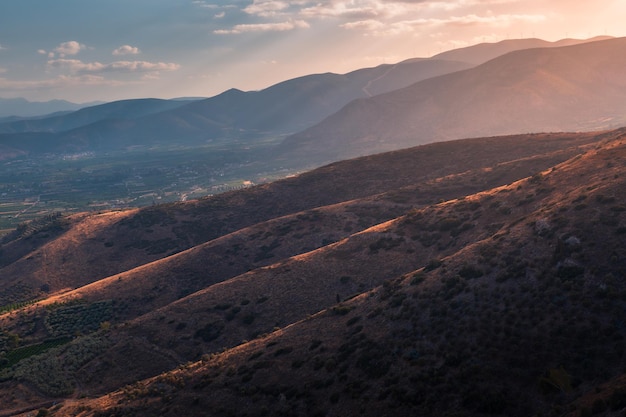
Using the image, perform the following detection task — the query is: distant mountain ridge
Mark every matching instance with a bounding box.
[0,59,472,156]
[0,97,102,118]
[280,36,626,164]
[428,35,613,65]
[0,36,613,160]
[0,98,198,134]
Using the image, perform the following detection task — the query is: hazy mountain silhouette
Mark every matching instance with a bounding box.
[0,59,472,156]
[1,37,611,159]
[280,37,626,164]
[0,97,101,118]
[429,35,613,65]
[0,98,198,134]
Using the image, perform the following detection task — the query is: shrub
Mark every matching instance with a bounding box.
[424,259,443,271]
[438,217,462,232]
[194,321,224,342]
[332,305,354,316]
[458,265,484,279]
[241,312,256,325]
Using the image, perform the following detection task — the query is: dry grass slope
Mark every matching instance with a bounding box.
[0,128,625,416]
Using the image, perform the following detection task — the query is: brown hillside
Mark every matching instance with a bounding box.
[0,129,624,416]
[0,131,603,307]
[50,131,626,417]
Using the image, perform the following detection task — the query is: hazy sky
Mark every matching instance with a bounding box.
[0,0,624,103]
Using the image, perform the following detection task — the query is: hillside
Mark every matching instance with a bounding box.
[280,37,626,165]
[0,128,624,416]
[48,129,626,417]
[0,131,604,306]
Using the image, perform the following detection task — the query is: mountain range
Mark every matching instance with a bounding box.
[280,37,626,164]
[0,98,103,119]
[0,58,471,158]
[0,37,617,162]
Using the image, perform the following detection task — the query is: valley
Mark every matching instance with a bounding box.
[0,138,297,234]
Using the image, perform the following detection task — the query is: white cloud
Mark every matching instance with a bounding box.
[299,1,388,19]
[337,9,545,37]
[53,41,86,57]
[412,0,519,12]
[340,19,385,31]
[406,13,546,28]
[296,0,444,20]
[192,1,218,8]
[47,59,181,75]
[193,1,238,10]
[0,43,6,51]
[214,20,310,35]
[214,11,226,18]
[241,0,533,24]
[244,1,290,17]
[112,45,141,56]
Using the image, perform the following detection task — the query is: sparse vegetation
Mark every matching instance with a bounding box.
[1,129,625,416]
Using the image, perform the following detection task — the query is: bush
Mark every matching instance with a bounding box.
[459,265,484,279]
[424,259,443,271]
[194,321,224,342]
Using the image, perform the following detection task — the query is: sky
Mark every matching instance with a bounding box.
[0,0,624,103]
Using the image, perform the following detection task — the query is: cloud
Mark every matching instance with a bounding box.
[337,9,545,37]
[112,45,141,56]
[402,0,518,12]
[241,0,531,23]
[214,20,310,35]
[192,1,218,8]
[243,1,290,17]
[0,43,6,51]
[0,67,6,74]
[299,1,389,19]
[407,13,547,27]
[214,11,226,18]
[53,41,86,57]
[340,19,385,31]
[295,0,454,20]
[47,59,181,75]
[193,1,238,10]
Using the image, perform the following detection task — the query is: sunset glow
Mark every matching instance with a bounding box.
[0,0,624,102]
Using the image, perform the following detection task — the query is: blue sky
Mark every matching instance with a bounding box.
[0,0,624,102]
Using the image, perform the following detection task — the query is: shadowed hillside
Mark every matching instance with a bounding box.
[23,128,626,417]
[0,131,604,307]
[0,128,624,416]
